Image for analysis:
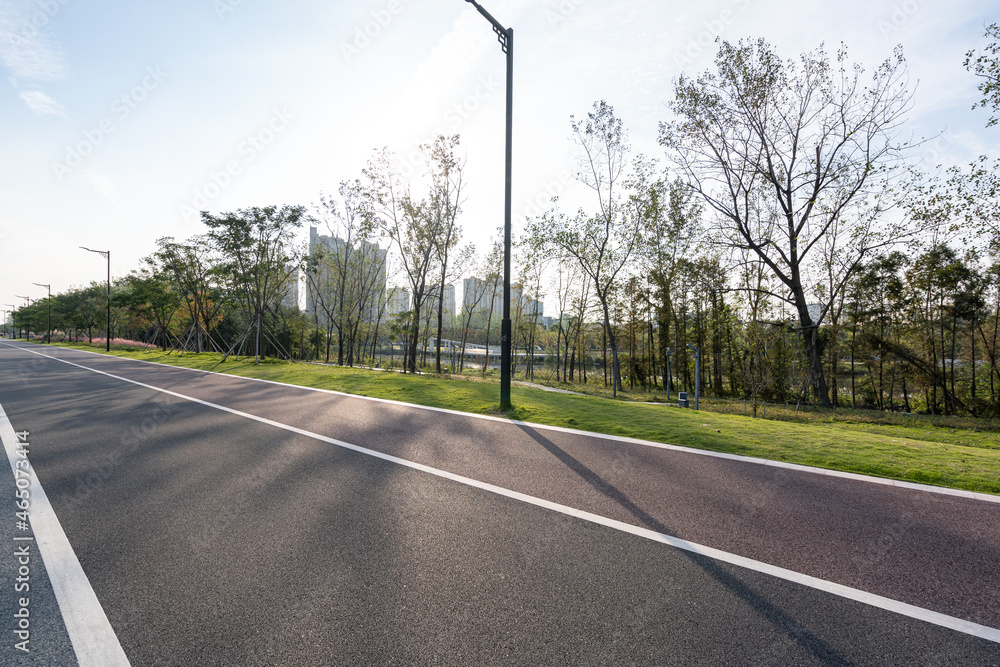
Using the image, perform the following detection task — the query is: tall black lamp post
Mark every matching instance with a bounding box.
[463,0,513,411]
[81,247,111,351]
[32,283,51,344]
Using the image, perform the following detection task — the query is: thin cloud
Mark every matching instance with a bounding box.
[0,1,68,113]
[19,89,65,116]
[0,7,67,79]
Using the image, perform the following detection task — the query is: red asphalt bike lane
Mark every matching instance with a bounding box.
[9,343,1000,635]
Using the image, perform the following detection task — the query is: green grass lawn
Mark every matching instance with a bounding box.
[37,341,1000,496]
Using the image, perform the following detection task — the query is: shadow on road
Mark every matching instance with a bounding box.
[516,423,854,666]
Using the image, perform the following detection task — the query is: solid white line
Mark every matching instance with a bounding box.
[7,343,1000,645]
[11,342,1000,505]
[0,402,131,666]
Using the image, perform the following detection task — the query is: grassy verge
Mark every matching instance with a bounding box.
[35,341,1000,496]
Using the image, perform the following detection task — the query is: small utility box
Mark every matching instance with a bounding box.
[678,392,689,408]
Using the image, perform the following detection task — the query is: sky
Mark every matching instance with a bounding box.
[1,0,998,320]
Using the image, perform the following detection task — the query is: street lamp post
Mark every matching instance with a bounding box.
[463,0,514,411]
[32,283,51,344]
[686,343,700,410]
[81,247,112,352]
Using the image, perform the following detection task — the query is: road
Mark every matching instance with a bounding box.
[1,341,999,665]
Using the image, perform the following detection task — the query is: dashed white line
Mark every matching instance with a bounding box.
[6,342,1000,645]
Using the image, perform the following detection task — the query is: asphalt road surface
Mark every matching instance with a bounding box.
[1,341,999,666]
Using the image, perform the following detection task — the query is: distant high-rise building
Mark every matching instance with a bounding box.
[416,284,458,339]
[442,283,456,322]
[525,298,543,319]
[459,278,543,326]
[281,267,299,311]
[306,226,387,324]
[462,276,499,327]
[386,286,410,317]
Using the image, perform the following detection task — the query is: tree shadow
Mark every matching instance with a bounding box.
[516,423,854,666]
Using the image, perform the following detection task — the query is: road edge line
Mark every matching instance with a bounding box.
[10,344,1000,646]
[15,342,1000,505]
[0,401,131,666]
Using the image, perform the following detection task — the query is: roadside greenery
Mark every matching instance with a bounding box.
[43,341,1000,496]
[7,31,1000,420]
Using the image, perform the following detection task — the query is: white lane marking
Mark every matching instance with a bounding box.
[11,342,1000,505]
[0,403,131,666]
[6,344,1000,645]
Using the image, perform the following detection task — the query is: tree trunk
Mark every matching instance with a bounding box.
[435,282,445,374]
[599,295,622,395]
[407,302,421,375]
[801,319,830,407]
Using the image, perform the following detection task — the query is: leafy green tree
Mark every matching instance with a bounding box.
[53,283,106,343]
[203,205,305,363]
[903,245,969,414]
[976,262,1000,411]
[152,237,225,353]
[117,269,183,350]
[849,253,910,410]
[642,178,702,390]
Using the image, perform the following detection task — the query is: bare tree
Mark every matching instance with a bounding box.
[425,136,466,373]
[308,182,388,366]
[660,39,916,406]
[965,22,1000,128]
[529,101,644,396]
[363,144,445,373]
[551,259,579,382]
